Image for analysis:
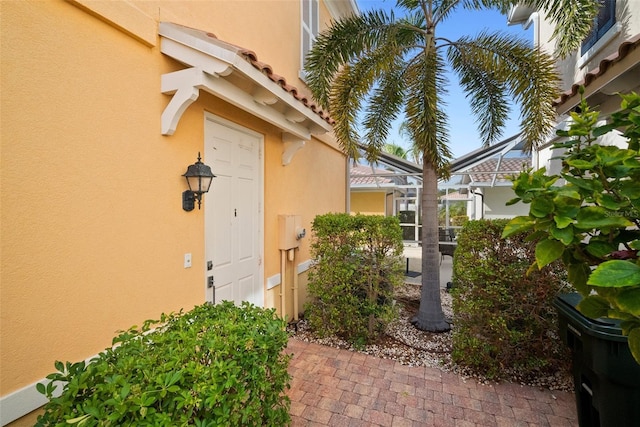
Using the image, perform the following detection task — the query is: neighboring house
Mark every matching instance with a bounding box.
[349,135,531,240]
[447,134,531,221]
[462,156,531,219]
[508,0,640,170]
[350,164,396,216]
[0,0,357,424]
[348,149,424,241]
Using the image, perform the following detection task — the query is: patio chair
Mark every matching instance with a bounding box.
[438,227,456,264]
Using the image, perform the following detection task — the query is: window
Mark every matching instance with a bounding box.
[581,0,616,55]
[301,0,319,78]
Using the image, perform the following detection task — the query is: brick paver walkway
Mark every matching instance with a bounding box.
[285,338,578,426]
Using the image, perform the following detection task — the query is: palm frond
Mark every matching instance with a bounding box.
[458,0,513,14]
[362,58,407,161]
[404,50,451,177]
[396,0,427,12]
[305,10,395,109]
[329,64,371,159]
[454,0,600,58]
[307,8,428,161]
[431,1,461,26]
[513,49,559,150]
[449,31,559,150]
[447,34,512,146]
[527,0,600,58]
[383,143,409,158]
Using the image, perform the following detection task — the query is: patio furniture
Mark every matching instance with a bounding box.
[438,227,457,263]
[439,241,457,263]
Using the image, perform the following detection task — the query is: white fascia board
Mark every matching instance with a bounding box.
[507,4,536,25]
[227,57,332,133]
[161,38,234,77]
[159,22,332,135]
[202,78,313,140]
[452,139,525,176]
[160,66,314,140]
[497,134,524,156]
[159,22,241,69]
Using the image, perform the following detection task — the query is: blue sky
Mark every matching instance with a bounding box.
[354,0,532,159]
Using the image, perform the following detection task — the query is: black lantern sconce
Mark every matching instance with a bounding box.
[182,152,215,211]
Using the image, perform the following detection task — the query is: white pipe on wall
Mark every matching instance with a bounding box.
[290,248,299,321]
[524,12,540,48]
[280,250,286,319]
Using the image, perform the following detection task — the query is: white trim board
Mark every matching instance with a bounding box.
[1,381,50,425]
[266,259,312,290]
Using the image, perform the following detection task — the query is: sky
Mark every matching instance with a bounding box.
[354,0,533,159]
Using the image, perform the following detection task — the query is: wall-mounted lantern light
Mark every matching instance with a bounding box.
[182,152,215,211]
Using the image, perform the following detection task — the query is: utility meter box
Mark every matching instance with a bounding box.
[278,215,304,250]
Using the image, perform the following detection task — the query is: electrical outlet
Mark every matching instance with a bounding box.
[184,253,192,268]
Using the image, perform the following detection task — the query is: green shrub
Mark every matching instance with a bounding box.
[305,213,403,345]
[36,301,291,427]
[504,92,640,364]
[451,219,570,380]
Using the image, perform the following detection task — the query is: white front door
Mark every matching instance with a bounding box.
[204,115,263,306]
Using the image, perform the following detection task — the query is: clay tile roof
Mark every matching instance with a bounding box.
[440,191,467,200]
[553,34,640,108]
[469,157,530,183]
[203,30,333,125]
[350,165,394,185]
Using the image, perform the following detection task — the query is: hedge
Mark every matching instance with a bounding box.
[451,219,570,380]
[305,213,403,345]
[36,301,291,426]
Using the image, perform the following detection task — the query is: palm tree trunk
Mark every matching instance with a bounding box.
[411,158,450,332]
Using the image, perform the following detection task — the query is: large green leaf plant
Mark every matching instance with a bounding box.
[503,90,640,363]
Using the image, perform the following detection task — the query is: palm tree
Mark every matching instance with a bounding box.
[305,0,600,331]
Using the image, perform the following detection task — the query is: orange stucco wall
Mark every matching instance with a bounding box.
[0,0,348,417]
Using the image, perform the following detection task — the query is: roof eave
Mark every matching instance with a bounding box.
[159,22,332,147]
[553,34,640,117]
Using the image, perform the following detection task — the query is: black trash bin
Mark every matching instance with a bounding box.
[554,293,640,427]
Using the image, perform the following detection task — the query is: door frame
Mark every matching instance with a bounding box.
[203,112,265,306]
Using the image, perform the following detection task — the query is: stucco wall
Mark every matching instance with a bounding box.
[350,191,387,215]
[2,0,202,395]
[528,0,640,180]
[1,0,348,419]
[482,187,528,219]
[537,0,640,93]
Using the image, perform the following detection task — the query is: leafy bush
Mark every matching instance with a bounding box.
[36,301,291,426]
[504,91,640,363]
[451,219,570,380]
[305,213,403,345]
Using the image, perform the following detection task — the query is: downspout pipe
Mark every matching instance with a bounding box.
[471,189,485,219]
[524,12,539,48]
[280,250,286,319]
[290,248,299,321]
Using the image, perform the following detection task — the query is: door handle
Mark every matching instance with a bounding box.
[207,261,213,271]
